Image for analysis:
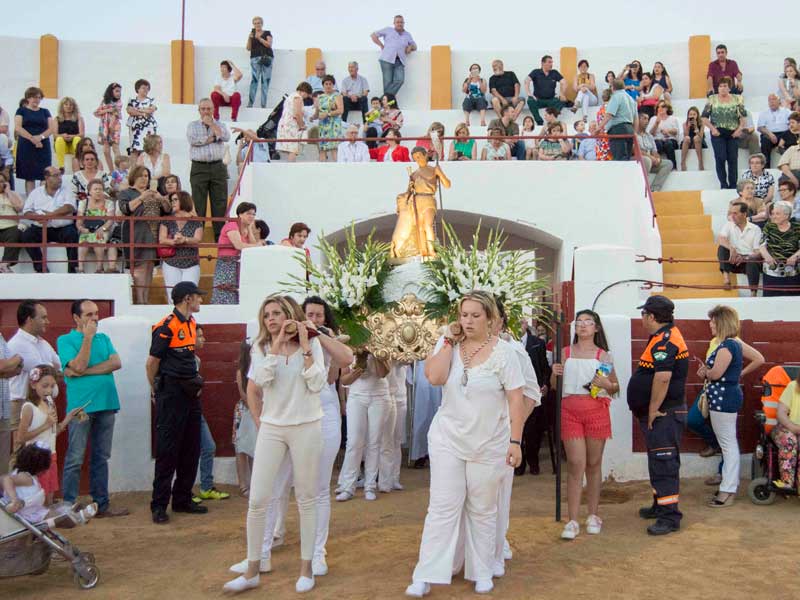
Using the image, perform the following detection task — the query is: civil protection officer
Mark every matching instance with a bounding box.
[147,281,208,524]
[626,295,688,536]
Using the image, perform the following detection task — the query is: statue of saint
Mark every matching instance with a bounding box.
[390,147,451,260]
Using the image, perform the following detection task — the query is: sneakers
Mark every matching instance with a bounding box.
[405,581,431,597]
[94,504,129,518]
[199,487,231,500]
[561,520,579,540]
[503,539,513,560]
[229,557,271,574]
[364,491,377,501]
[392,482,405,491]
[295,575,315,593]
[356,477,365,489]
[312,555,328,576]
[586,515,603,535]
[475,579,494,594]
[335,491,353,502]
[492,560,505,578]
[272,534,285,549]
[223,574,260,593]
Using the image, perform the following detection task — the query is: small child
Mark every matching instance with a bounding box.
[572,120,588,157]
[482,128,509,161]
[233,340,256,497]
[522,116,538,160]
[364,97,382,124]
[16,365,82,505]
[110,155,130,197]
[2,443,97,527]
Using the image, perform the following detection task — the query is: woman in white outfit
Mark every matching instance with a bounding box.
[336,352,391,501]
[223,295,325,594]
[386,362,409,490]
[406,291,525,597]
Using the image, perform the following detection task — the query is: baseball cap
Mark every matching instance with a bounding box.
[637,295,674,313]
[171,281,206,304]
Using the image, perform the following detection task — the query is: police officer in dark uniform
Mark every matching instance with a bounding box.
[626,295,689,536]
[146,281,208,524]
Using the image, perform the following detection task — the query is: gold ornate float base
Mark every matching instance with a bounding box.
[365,293,440,362]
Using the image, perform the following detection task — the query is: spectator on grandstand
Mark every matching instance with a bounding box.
[599,79,636,161]
[315,76,344,162]
[20,167,79,273]
[188,98,231,240]
[76,179,116,273]
[526,55,567,126]
[54,97,84,173]
[742,154,775,205]
[489,60,524,122]
[211,60,243,122]
[72,138,97,175]
[757,95,792,168]
[596,89,612,161]
[233,128,270,169]
[707,44,743,95]
[341,62,370,123]
[306,61,328,95]
[603,71,616,94]
[337,125,370,163]
[777,180,799,221]
[159,191,203,297]
[109,155,130,200]
[448,123,477,161]
[281,222,311,251]
[637,74,664,118]
[621,61,643,100]
[481,128,510,161]
[778,63,799,110]
[211,202,265,305]
[702,78,747,189]
[94,83,123,172]
[521,116,537,160]
[0,103,11,154]
[489,104,525,160]
[636,113,673,192]
[461,64,488,127]
[137,134,171,191]
[570,60,598,122]
[0,173,22,272]
[729,179,760,219]
[247,16,273,109]
[576,122,599,161]
[777,139,800,188]
[536,122,571,161]
[786,111,800,149]
[647,101,680,167]
[651,62,673,99]
[758,200,800,296]
[717,201,762,295]
[738,112,760,156]
[365,93,403,147]
[371,15,416,96]
[126,79,158,157]
[368,128,409,162]
[415,122,445,162]
[275,82,313,162]
[15,86,54,195]
[71,150,111,205]
[680,106,706,171]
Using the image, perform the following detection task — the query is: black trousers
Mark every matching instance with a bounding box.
[717,245,761,289]
[517,391,555,474]
[342,96,368,123]
[151,377,202,511]
[638,407,685,526]
[20,225,79,272]
[656,138,678,166]
[759,131,795,168]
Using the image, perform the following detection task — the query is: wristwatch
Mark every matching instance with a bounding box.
[510,439,521,445]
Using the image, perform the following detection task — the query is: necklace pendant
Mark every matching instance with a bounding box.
[461,370,468,386]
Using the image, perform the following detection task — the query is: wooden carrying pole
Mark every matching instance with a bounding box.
[554,311,563,522]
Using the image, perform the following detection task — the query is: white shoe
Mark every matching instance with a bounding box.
[229,557,271,574]
[356,477,365,489]
[335,491,353,502]
[364,491,377,501]
[312,555,328,576]
[586,514,603,535]
[492,560,505,578]
[475,579,494,594]
[405,581,431,597]
[561,520,580,540]
[503,539,513,560]
[223,574,260,593]
[378,487,392,493]
[393,482,405,491]
[295,575,315,593]
[272,534,285,548]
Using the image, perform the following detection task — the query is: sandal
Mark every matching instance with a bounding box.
[708,493,735,508]
[239,487,249,498]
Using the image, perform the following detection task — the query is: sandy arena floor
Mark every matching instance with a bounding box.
[6,467,799,600]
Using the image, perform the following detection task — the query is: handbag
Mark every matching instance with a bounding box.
[259,54,273,67]
[697,383,710,419]
[157,235,176,258]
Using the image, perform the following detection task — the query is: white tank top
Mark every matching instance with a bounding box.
[9,471,47,522]
[561,346,611,398]
[349,355,390,396]
[22,401,56,451]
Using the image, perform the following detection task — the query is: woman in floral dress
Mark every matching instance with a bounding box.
[316,75,343,162]
[94,82,123,171]
[126,78,158,157]
[276,82,313,162]
[596,89,613,161]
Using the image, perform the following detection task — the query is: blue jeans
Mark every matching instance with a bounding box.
[380,59,405,96]
[710,129,738,189]
[249,56,272,108]
[62,410,116,511]
[512,140,526,161]
[199,415,216,492]
[687,395,724,475]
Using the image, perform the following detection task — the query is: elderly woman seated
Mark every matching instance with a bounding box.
[741,153,776,205]
[771,370,800,489]
[758,200,800,296]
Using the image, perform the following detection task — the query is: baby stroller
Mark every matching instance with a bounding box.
[256,93,288,160]
[748,365,800,505]
[0,499,99,589]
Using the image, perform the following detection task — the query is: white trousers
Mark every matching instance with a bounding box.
[378,397,397,491]
[338,389,391,494]
[411,434,505,584]
[247,421,321,562]
[390,400,407,486]
[710,410,740,494]
[260,386,341,559]
[161,263,200,302]
[574,89,599,120]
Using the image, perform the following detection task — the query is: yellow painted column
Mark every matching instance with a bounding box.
[39,34,59,98]
[306,48,322,77]
[171,40,195,104]
[560,47,577,102]
[430,45,452,110]
[689,35,711,99]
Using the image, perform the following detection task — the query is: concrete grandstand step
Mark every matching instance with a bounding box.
[662,243,718,260]
[659,228,713,244]
[661,260,719,275]
[150,272,215,304]
[657,214,712,231]
[652,193,702,216]
[658,284,738,300]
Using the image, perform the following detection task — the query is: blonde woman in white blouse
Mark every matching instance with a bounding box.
[406,291,525,597]
[224,295,326,595]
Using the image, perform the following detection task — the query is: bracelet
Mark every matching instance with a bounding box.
[302,351,313,358]
[510,439,521,445]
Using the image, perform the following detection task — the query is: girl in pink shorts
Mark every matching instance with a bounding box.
[551,310,619,540]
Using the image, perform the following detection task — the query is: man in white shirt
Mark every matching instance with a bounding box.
[758,94,792,167]
[0,332,23,475]
[337,125,370,163]
[341,62,370,123]
[717,201,762,295]
[7,300,62,446]
[19,167,79,273]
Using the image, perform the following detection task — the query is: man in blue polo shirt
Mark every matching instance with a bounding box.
[58,299,128,518]
[599,78,638,161]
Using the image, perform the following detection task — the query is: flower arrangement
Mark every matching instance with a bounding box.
[421,221,551,337]
[282,225,391,346]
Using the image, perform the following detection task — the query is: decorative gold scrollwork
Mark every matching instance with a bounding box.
[365,293,440,362]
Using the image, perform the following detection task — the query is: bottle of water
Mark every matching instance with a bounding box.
[590,362,613,398]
